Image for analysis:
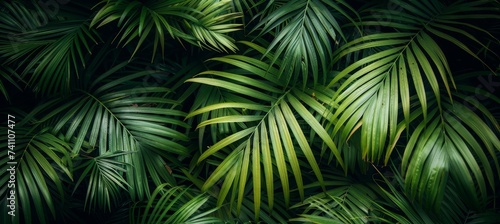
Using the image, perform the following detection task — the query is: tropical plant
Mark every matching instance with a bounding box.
[0,0,499,223]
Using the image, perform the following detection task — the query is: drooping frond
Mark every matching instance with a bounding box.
[91,0,241,60]
[0,1,100,95]
[0,66,22,101]
[252,0,358,87]
[402,98,500,211]
[0,128,73,224]
[22,61,191,201]
[73,151,132,211]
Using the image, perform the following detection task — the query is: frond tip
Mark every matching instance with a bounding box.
[90,0,241,60]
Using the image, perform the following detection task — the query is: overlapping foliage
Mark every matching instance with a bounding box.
[0,0,499,223]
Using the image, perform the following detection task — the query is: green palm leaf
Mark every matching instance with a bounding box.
[0,1,100,95]
[328,0,499,165]
[0,127,73,224]
[252,0,358,87]
[130,184,221,224]
[22,61,191,202]
[72,151,132,212]
[402,98,500,211]
[91,0,241,60]
[371,164,500,224]
[0,65,22,101]
[179,168,291,223]
[186,43,344,219]
[291,171,381,224]
[0,0,498,222]
[373,166,441,224]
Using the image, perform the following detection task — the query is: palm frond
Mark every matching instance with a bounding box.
[179,168,291,223]
[291,172,382,224]
[328,0,499,165]
[0,127,73,224]
[292,164,497,224]
[0,1,100,95]
[22,61,191,201]
[130,184,221,224]
[402,98,500,211]
[0,65,22,101]
[372,166,440,224]
[90,0,241,61]
[186,42,344,219]
[372,164,500,224]
[463,210,500,224]
[231,0,266,23]
[183,0,242,52]
[251,0,358,87]
[0,0,498,222]
[72,151,132,212]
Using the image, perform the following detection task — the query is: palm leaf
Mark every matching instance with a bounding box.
[90,0,241,61]
[372,164,500,224]
[0,127,73,224]
[291,171,382,224]
[186,43,344,219]
[130,184,221,224]
[328,0,499,165]
[401,98,499,211]
[0,65,22,101]
[372,166,440,224]
[0,1,100,95]
[72,151,132,211]
[179,169,291,223]
[251,0,358,87]
[22,60,191,202]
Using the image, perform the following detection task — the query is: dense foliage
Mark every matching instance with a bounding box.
[1,0,499,223]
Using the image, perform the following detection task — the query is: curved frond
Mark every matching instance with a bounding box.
[373,166,442,224]
[90,0,241,60]
[371,165,500,224]
[329,0,499,165]
[292,175,381,224]
[23,63,191,201]
[402,99,500,211]
[0,127,72,224]
[0,65,22,101]
[252,0,358,87]
[130,184,221,224]
[186,45,344,219]
[73,151,132,212]
[0,1,100,95]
